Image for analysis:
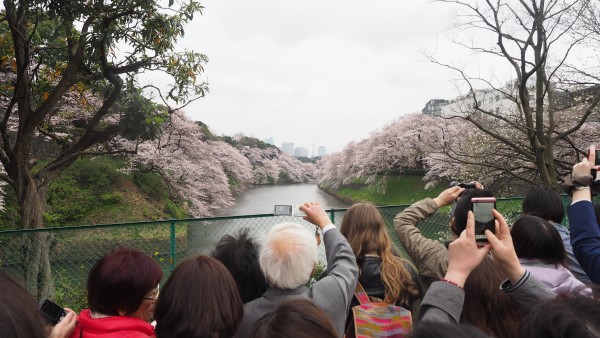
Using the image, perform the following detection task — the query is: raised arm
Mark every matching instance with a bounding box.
[300,202,359,336]
[567,146,600,283]
[419,210,490,323]
[393,186,464,282]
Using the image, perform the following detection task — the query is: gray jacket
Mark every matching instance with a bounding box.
[419,270,555,324]
[552,222,592,284]
[234,227,359,338]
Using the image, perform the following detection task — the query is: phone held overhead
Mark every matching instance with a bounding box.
[470,197,496,242]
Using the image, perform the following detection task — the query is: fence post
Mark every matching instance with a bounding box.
[561,194,570,227]
[169,222,176,272]
[328,209,335,224]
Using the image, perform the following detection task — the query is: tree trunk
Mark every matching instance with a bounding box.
[19,177,54,300]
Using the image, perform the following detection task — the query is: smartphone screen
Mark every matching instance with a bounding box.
[274,205,293,216]
[39,299,66,325]
[471,197,496,242]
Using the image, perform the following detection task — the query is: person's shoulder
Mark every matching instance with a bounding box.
[243,294,268,310]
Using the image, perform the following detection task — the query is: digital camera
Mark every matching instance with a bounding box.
[273,205,305,217]
[450,181,477,189]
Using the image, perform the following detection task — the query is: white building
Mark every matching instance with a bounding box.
[263,137,275,146]
[281,142,294,156]
[422,99,450,116]
[294,147,309,157]
[317,146,327,157]
[425,80,536,118]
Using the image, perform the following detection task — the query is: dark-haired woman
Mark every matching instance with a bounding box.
[250,299,337,338]
[70,247,163,337]
[154,255,243,338]
[512,215,591,296]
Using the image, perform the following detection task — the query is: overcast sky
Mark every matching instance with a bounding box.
[158,0,510,154]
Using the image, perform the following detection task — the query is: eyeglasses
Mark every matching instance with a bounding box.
[143,283,160,301]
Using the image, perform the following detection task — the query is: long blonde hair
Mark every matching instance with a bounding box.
[340,202,418,304]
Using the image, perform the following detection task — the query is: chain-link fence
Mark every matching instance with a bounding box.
[0,196,567,311]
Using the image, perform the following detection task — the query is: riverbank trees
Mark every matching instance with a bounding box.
[0,0,209,299]
[319,0,600,194]
[317,111,599,196]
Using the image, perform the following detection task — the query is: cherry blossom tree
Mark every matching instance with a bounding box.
[239,145,315,185]
[0,0,206,298]
[317,114,447,190]
[318,111,600,195]
[124,112,254,217]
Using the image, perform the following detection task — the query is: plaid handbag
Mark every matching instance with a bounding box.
[347,282,413,338]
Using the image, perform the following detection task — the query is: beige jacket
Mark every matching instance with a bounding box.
[394,198,448,289]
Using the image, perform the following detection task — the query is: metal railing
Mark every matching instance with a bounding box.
[0,196,553,311]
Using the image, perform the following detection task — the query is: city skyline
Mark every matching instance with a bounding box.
[271,139,326,158]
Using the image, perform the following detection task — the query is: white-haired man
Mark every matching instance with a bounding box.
[234,202,359,338]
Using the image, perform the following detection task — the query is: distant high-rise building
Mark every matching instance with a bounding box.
[264,137,275,145]
[281,142,294,156]
[317,146,327,157]
[294,147,309,157]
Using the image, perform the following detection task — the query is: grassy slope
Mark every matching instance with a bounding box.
[332,175,447,206]
[0,156,185,230]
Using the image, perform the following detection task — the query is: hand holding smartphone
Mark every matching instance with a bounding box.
[39,299,67,325]
[471,197,496,242]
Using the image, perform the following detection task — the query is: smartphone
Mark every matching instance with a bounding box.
[39,299,66,325]
[273,205,305,217]
[470,197,496,242]
[587,147,600,166]
[587,147,600,182]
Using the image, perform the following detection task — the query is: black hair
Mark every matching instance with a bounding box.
[511,215,566,265]
[250,299,338,338]
[211,228,269,303]
[520,296,600,338]
[452,189,494,236]
[154,255,243,338]
[522,186,565,224]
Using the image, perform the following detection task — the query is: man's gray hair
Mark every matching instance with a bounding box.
[259,222,319,289]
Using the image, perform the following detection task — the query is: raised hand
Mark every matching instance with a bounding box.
[485,210,525,283]
[299,202,332,229]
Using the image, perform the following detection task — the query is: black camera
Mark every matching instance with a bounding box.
[450,181,477,189]
[39,299,66,325]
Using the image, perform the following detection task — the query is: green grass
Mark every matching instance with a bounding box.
[0,156,186,230]
[333,175,447,205]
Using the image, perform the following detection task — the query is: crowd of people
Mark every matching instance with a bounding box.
[3,148,600,338]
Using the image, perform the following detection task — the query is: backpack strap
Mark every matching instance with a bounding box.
[383,293,394,304]
[354,282,371,305]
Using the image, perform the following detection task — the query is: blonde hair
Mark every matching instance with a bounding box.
[340,203,418,304]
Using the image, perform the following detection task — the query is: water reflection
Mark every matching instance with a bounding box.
[187,184,348,258]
